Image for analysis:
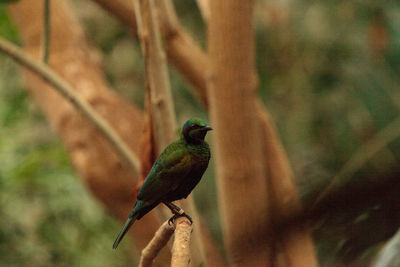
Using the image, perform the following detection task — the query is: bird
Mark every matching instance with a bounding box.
[112,117,212,249]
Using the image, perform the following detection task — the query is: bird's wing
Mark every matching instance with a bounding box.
[137,146,192,201]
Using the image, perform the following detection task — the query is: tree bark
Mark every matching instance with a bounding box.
[139,221,175,267]
[258,102,318,267]
[134,0,207,265]
[8,0,318,265]
[8,1,170,264]
[171,217,193,267]
[207,1,271,265]
[90,0,209,107]
[90,0,318,265]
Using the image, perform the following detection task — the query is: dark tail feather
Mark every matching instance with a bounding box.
[112,214,138,249]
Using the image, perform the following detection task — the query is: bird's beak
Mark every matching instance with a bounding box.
[203,126,213,131]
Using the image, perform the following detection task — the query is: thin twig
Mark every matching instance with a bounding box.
[171,217,193,267]
[0,38,141,176]
[314,115,400,206]
[41,0,51,63]
[138,218,193,267]
[157,0,209,106]
[132,0,145,54]
[134,0,177,150]
[372,229,400,267]
[133,1,206,265]
[90,0,209,106]
[133,0,177,220]
[88,1,314,265]
[196,0,210,22]
[139,221,175,267]
[91,0,138,35]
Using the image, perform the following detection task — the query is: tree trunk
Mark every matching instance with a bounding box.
[258,102,318,267]
[207,0,271,265]
[90,0,318,265]
[8,1,170,265]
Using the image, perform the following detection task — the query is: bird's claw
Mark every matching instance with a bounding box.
[168,215,176,225]
[183,213,193,224]
[168,213,193,225]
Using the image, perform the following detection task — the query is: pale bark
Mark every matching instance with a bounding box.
[8,1,170,265]
[139,221,175,267]
[160,1,317,264]
[8,0,318,264]
[196,0,210,22]
[0,38,141,178]
[372,229,400,267]
[90,0,318,264]
[208,1,271,265]
[90,0,209,106]
[138,218,194,267]
[135,0,177,150]
[134,0,206,265]
[171,217,193,267]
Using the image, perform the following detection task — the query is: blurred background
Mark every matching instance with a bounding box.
[1,0,399,266]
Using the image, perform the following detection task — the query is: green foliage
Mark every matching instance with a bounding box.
[0,6,19,43]
[254,1,400,265]
[0,0,19,4]
[0,32,134,267]
[1,0,400,266]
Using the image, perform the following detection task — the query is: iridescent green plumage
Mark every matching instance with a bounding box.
[113,118,212,249]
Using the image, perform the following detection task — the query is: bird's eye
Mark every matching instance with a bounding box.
[191,124,196,128]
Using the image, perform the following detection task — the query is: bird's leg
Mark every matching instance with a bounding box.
[163,202,193,225]
[163,201,184,214]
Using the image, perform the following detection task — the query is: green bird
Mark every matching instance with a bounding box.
[113,117,212,249]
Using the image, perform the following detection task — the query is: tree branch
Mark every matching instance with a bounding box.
[139,221,175,267]
[171,217,193,267]
[133,0,206,265]
[90,0,209,107]
[157,0,208,107]
[134,0,177,150]
[372,229,400,267]
[314,114,400,206]
[258,101,318,267]
[91,0,138,35]
[41,0,50,63]
[138,218,193,267]
[196,0,210,22]
[0,38,141,177]
[7,0,171,262]
[91,1,316,265]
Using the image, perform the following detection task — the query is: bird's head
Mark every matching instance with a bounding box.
[181,117,212,144]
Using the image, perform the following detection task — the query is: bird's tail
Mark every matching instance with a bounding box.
[112,214,138,249]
